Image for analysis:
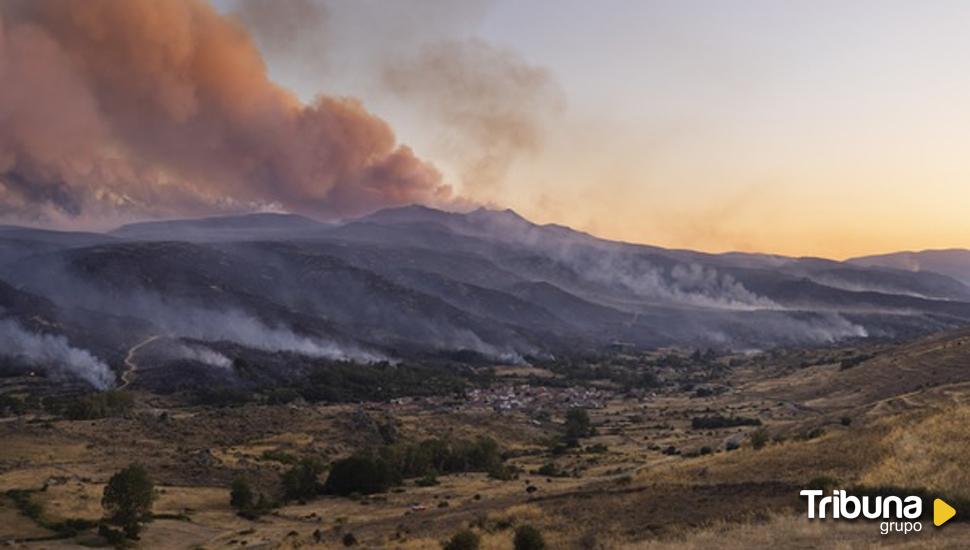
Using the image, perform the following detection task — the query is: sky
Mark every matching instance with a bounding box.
[4,1,970,259]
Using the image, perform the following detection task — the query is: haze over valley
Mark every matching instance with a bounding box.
[4,206,970,391]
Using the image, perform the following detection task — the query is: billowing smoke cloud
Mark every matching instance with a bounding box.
[0,0,451,226]
[0,319,114,389]
[232,0,559,198]
[382,39,563,193]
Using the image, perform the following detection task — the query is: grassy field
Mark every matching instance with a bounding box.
[3,330,970,548]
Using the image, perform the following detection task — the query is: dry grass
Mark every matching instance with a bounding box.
[623,514,970,549]
[635,424,887,488]
[862,404,970,499]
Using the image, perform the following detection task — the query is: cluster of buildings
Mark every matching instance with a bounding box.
[390,384,613,413]
[467,385,613,411]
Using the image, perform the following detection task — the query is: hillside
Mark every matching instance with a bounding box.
[0,206,970,389]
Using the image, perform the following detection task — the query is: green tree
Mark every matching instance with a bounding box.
[323,454,399,496]
[513,524,546,550]
[101,464,156,539]
[564,408,591,440]
[230,476,254,513]
[281,458,326,501]
[443,529,481,550]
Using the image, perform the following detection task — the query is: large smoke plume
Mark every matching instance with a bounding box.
[0,0,451,226]
[234,0,559,200]
[382,39,563,194]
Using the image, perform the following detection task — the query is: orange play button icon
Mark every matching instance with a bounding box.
[934,498,956,527]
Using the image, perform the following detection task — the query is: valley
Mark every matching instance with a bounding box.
[3,328,970,548]
[2,208,970,548]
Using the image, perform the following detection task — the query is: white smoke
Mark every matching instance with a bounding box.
[0,319,114,389]
[174,343,232,368]
[577,253,778,310]
[449,327,528,365]
[158,307,386,363]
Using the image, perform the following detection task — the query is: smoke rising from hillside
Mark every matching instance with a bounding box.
[175,343,233,369]
[0,0,451,226]
[0,319,114,389]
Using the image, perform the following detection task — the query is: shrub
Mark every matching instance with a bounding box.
[797,427,826,441]
[63,390,133,420]
[750,427,770,450]
[323,455,398,496]
[514,524,546,550]
[98,522,127,547]
[101,464,155,539]
[281,458,326,501]
[536,462,563,477]
[0,394,26,415]
[190,386,252,408]
[839,354,873,370]
[564,408,592,440]
[229,476,272,518]
[416,473,440,487]
[807,476,841,492]
[840,416,853,426]
[261,449,299,465]
[230,476,253,512]
[691,415,761,430]
[443,529,481,550]
[324,436,509,497]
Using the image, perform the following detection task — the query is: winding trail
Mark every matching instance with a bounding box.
[119,335,161,390]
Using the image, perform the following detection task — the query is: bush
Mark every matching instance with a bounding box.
[839,354,873,370]
[323,455,398,496]
[229,476,272,518]
[101,464,156,539]
[585,443,609,454]
[63,390,133,420]
[840,416,853,426]
[564,408,592,440]
[691,415,761,430]
[514,524,546,550]
[443,529,481,550]
[536,462,563,477]
[281,458,326,501]
[230,476,253,512]
[750,428,770,450]
[796,427,826,441]
[190,386,253,408]
[0,394,26,415]
[416,473,439,487]
[98,522,127,547]
[261,449,298,465]
[323,436,509,497]
[807,476,841,492]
